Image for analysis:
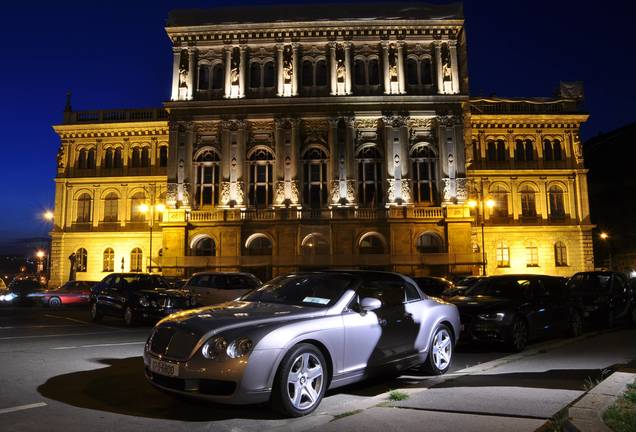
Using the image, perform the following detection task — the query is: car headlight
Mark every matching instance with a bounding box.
[1,293,17,302]
[226,337,253,359]
[477,312,505,321]
[139,296,150,307]
[202,336,228,359]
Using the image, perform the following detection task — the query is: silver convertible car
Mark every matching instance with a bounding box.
[143,271,460,417]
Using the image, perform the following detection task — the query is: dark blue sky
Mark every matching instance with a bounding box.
[0,0,633,253]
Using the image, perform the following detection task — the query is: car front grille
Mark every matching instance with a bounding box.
[146,369,236,396]
[149,326,201,360]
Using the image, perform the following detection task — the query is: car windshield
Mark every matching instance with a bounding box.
[466,278,530,299]
[567,274,611,293]
[240,274,354,308]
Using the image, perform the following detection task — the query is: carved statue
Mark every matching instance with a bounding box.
[178,49,189,96]
[389,44,399,82]
[230,62,239,86]
[283,45,293,84]
[56,145,65,168]
[68,252,76,282]
[336,58,346,83]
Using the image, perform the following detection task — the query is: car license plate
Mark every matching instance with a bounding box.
[150,358,179,377]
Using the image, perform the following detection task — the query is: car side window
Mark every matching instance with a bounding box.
[189,275,208,288]
[404,282,421,302]
[358,280,405,309]
[208,275,228,289]
[612,274,627,294]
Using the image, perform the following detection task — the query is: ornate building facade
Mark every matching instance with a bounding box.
[49,3,594,286]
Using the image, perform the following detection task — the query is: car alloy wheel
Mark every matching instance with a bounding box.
[423,324,453,375]
[49,297,61,307]
[508,318,528,352]
[272,343,327,417]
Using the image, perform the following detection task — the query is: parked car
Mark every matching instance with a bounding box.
[184,272,262,306]
[144,270,460,417]
[567,271,634,327]
[90,273,194,326]
[163,276,188,289]
[445,276,485,297]
[1,279,44,305]
[447,274,582,352]
[30,280,98,307]
[412,276,455,298]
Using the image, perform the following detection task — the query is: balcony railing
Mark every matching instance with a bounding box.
[63,108,168,124]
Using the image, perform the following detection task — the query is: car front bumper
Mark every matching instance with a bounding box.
[143,348,284,404]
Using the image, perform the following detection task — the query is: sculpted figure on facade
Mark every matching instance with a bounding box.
[56,145,65,169]
[282,45,293,85]
[178,49,189,99]
[389,44,399,83]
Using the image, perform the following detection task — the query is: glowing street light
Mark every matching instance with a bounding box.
[599,232,612,270]
[600,232,609,240]
[139,200,166,273]
[43,210,54,221]
[35,250,45,259]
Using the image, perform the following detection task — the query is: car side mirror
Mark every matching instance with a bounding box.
[360,297,382,312]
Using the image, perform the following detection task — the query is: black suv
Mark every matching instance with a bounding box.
[567,271,634,327]
[447,275,581,352]
[90,273,193,326]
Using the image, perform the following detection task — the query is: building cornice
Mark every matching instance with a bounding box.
[53,121,169,139]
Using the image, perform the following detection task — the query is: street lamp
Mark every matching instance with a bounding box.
[468,198,496,276]
[41,210,54,281]
[43,210,54,221]
[35,250,45,274]
[138,202,165,273]
[599,232,612,270]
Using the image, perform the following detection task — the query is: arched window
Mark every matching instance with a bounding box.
[192,237,216,256]
[76,193,92,223]
[301,233,330,256]
[525,241,539,267]
[263,62,276,88]
[159,146,168,167]
[519,185,537,217]
[130,248,143,272]
[130,192,146,222]
[354,59,365,85]
[77,149,87,169]
[315,60,327,86]
[421,58,432,85]
[140,148,150,167]
[113,148,123,168]
[411,145,438,203]
[406,57,432,88]
[359,233,385,255]
[103,248,114,272]
[103,192,119,222]
[487,140,496,161]
[211,63,225,90]
[554,241,567,267]
[302,147,328,209]
[416,233,443,253]
[353,56,381,94]
[87,149,96,169]
[246,235,273,256]
[490,184,509,217]
[198,65,210,89]
[249,62,262,88]
[131,148,141,168]
[496,139,507,161]
[543,139,553,161]
[302,60,313,86]
[248,148,274,207]
[76,248,88,272]
[368,58,380,85]
[194,149,221,207]
[553,139,563,161]
[515,139,534,161]
[104,149,114,169]
[548,185,566,218]
[356,146,382,207]
[496,241,510,268]
[407,58,418,85]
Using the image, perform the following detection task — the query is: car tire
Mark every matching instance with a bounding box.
[123,306,137,327]
[90,302,103,322]
[565,309,583,338]
[506,317,528,353]
[48,297,62,308]
[271,343,327,418]
[422,324,453,375]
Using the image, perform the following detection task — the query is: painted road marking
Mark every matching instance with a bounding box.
[0,325,81,330]
[43,314,91,325]
[0,402,47,415]
[0,331,127,341]
[51,341,146,350]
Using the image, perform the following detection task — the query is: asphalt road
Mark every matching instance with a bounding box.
[0,305,634,432]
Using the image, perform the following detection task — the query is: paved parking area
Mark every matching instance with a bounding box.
[0,306,634,432]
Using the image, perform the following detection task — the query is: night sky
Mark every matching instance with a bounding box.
[0,0,633,254]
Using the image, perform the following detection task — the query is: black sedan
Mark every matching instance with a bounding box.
[0,279,44,305]
[89,273,194,326]
[447,275,582,352]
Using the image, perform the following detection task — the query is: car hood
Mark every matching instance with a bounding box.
[447,295,518,315]
[139,288,189,298]
[156,300,326,336]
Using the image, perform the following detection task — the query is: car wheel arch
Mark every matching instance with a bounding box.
[268,339,335,390]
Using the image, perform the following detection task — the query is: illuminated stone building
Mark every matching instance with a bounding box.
[49,3,594,286]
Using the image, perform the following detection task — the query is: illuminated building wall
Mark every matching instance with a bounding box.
[48,4,593,286]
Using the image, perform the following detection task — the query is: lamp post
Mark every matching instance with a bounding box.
[138,201,165,273]
[600,232,612,270]
[42,210,54,282]
[468,198,495,276]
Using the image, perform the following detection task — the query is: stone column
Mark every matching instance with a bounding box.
[171,49,180,101]
[187,48,196,100]
[277,44,284,96]
[224,47,232,98]
[397,42,406,94]
[344,42,352,95]
[382,41,391,94]
[329,42,337,95]
[344,117,356,193]
[434,42,443,94]
[239,45,246,98]
[292,43,299,96]
[448,40,460,94]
